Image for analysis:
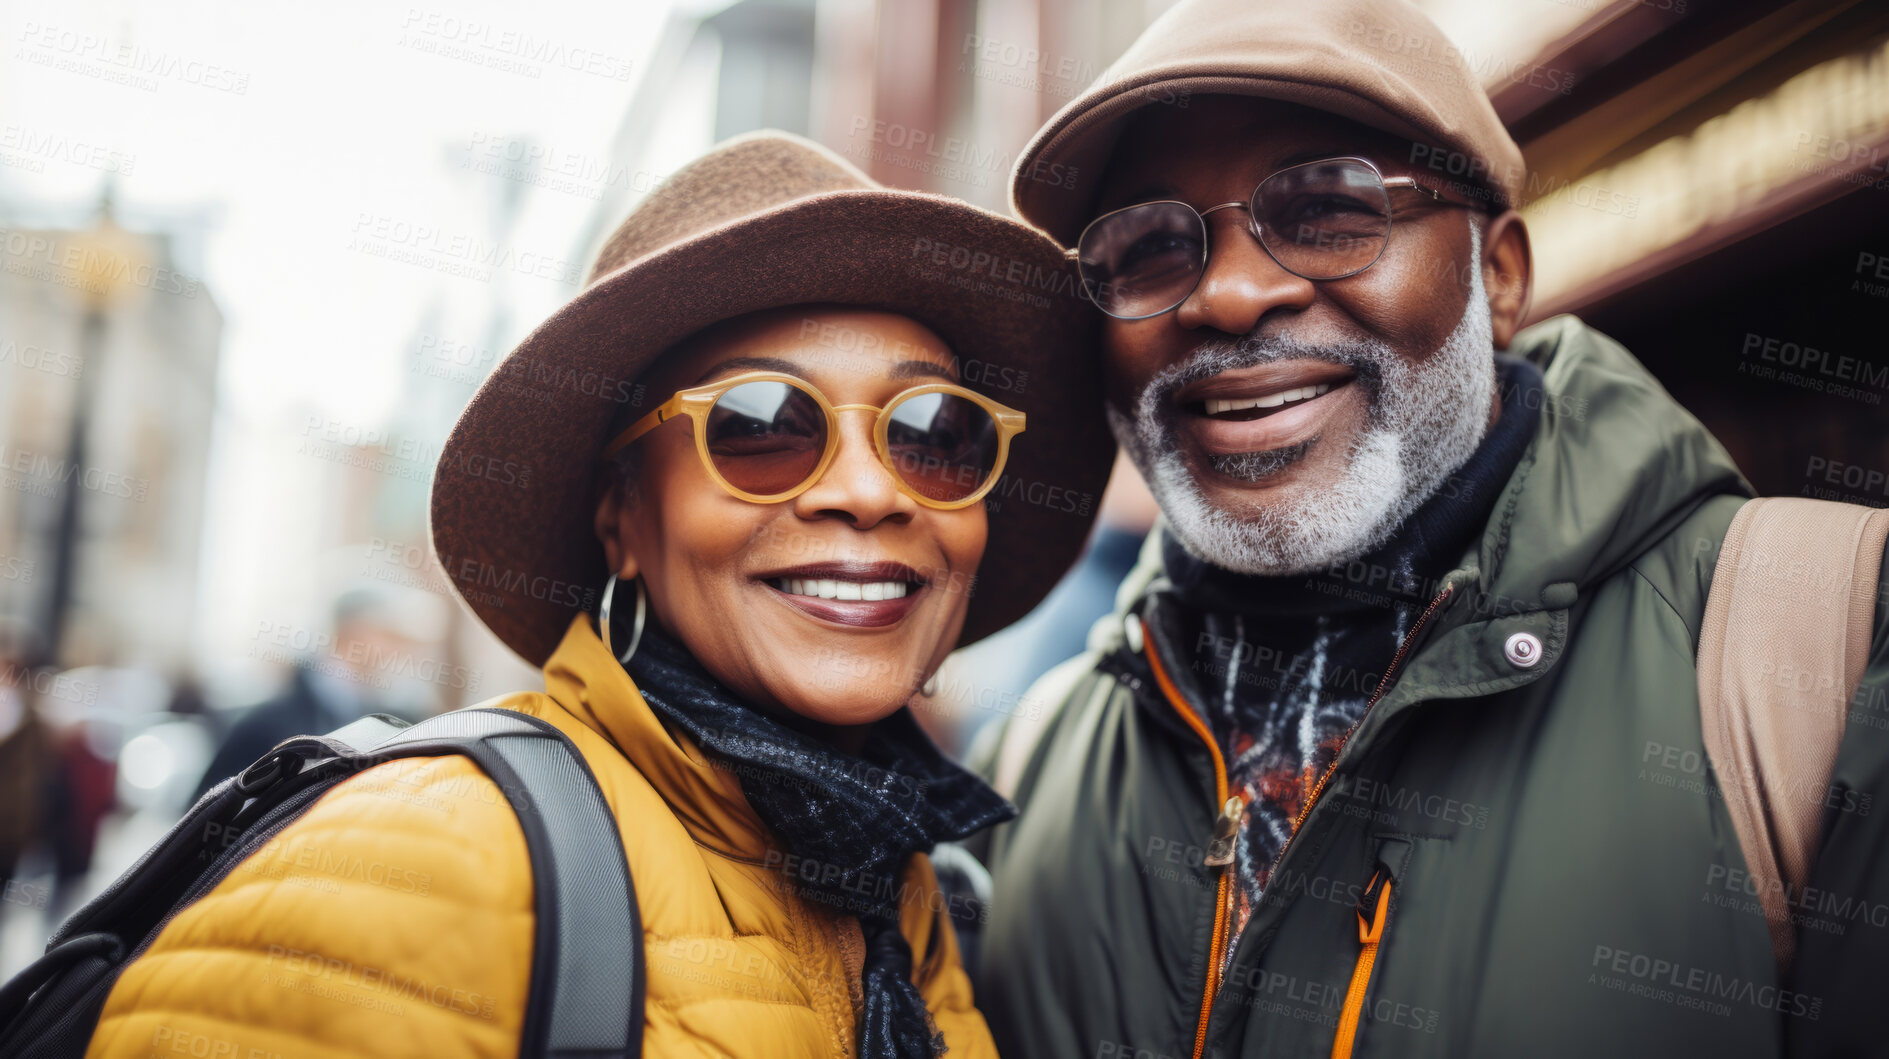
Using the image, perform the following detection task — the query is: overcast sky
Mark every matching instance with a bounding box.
[2,0,686,420]
[1,0,716,691]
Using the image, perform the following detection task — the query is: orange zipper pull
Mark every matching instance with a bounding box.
[1204,795,1244,867]
[1332,869,1395,1059]
[1356,870,1391,943]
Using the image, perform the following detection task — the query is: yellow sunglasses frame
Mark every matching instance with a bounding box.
[601,370,1027,509]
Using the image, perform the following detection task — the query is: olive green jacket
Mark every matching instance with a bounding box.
[973,316,1889,1058]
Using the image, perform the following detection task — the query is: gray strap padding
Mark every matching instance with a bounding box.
[371,708,542,749]
[322,708,640,1057]
[318,713,412,753]
[487,733,638,1056]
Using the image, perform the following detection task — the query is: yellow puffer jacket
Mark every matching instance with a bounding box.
[85,616,997,1059]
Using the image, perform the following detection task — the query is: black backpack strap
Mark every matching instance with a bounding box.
[6,707,643,1059]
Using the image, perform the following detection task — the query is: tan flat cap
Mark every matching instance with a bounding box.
[1011,0,1526,246]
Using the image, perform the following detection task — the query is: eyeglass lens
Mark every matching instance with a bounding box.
[705,380,1002,502]
[884,391,1001,503]
[1076,159,1393,318]
[704,379,828,496]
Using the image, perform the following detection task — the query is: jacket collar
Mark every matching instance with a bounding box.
[1474,314,1749,609]
[538,613,774,861]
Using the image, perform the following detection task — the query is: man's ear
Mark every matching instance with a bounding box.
[592,483,640,581]
[1481,210,1533,349]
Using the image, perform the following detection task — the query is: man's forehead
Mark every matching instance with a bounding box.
[1097,95,1417,207]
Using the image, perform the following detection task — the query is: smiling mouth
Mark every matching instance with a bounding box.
[1168,363,1359,466]
[768,577,912,601]
[753,561,928,628]
[1196,381,1341,420]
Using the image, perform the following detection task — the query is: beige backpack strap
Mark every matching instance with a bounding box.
[1697,497,1889,974]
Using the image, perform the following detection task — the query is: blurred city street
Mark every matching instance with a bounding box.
[6,0,1889,997]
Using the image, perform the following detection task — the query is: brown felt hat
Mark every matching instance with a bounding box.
[1010,0,1526,247]
[430,131,1113,666]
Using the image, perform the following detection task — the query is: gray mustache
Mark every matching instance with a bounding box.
[1146,333,1392,412]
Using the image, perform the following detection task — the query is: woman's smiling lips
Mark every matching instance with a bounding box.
[1172,361,1358,460]
[753,560,928,627]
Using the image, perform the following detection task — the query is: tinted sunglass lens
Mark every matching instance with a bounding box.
[1254,160,1391,279]
[704,380,827,497]
[883,392,1001,503]
[1076,201,1207,318]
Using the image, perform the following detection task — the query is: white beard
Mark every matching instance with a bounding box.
[1110,218,1495,576]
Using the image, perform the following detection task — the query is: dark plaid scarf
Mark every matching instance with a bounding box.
[625,622,1014,1059]
[1145,356,1541,969]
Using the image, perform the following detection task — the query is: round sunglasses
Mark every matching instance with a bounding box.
[1068,156,1483,320]
[602,370,1026,509]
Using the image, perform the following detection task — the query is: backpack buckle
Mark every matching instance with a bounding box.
[235,750,299,794]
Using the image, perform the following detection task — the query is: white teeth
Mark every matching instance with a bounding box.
[773,578,911,600]
[1204,383,1337,416]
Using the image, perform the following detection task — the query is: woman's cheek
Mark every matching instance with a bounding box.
[930,506,987,638]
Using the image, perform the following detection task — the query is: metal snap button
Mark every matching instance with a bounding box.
[1124,614,1145,654]
[1504,631,1542,669]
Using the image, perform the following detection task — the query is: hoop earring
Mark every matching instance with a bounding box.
[599,573,647,664]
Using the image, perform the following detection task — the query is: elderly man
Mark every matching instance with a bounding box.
[972,1,1889,1056]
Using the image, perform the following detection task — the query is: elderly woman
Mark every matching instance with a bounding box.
[75,133,1111,1059]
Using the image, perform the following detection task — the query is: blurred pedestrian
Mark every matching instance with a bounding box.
[191,587,423,801]
[0,623,47,894]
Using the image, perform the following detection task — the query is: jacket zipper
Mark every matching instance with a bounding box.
[1269,583,1455,882]
[1138,582,1455,1059]
[1331,868,1395,1059]
[1140,618,1240,1059]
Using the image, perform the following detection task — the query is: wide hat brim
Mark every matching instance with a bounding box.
[431,189,1113,667]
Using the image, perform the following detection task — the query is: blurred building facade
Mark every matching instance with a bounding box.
[1484,0,1889,503]
[0,199,222,673]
